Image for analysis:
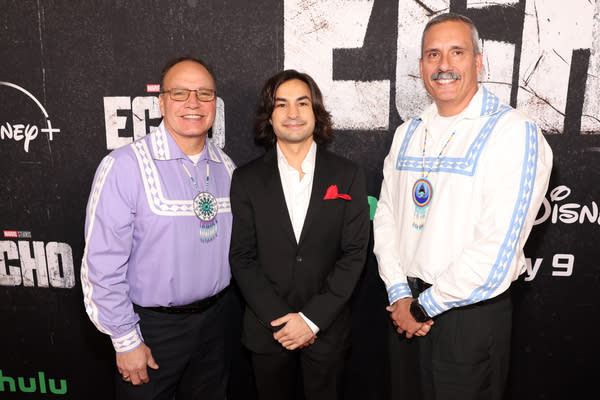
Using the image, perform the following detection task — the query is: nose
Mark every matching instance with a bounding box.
[287,104,298,119]
[439,52,450,71]
[185,91,200,107]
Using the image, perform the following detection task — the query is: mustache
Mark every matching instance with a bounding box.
[431,71,461,80]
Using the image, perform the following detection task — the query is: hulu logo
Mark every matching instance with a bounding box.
[0,370,67,395]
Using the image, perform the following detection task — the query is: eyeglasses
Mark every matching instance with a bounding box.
[160,88,216,102]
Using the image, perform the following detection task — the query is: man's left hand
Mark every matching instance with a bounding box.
[271,313,315,350]
[386,297,434,338]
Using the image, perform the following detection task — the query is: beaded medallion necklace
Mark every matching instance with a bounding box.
[412,127,456,230]
[181,160,218,242]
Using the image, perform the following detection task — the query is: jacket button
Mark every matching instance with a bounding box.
[296,256,303,262]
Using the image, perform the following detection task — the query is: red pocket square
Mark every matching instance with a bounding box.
[323,185,351,200]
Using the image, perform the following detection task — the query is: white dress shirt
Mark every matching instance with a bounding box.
[276,140,320,334]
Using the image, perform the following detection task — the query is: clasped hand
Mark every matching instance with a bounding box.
[387,297,434,338]
[271,313,317,350]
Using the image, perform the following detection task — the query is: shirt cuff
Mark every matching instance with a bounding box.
[111,325,143,353]
[299,312,320,335]
[418,288,444,318]
[387,282,412,305]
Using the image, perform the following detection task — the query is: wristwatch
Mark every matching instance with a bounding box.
[410,299,431,322]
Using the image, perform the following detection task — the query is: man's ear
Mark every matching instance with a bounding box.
[158,94,166,117]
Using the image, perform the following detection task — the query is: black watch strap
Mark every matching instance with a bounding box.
[410,299,431,322]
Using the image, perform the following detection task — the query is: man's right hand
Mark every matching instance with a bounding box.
[116,343,159,386]
[298,335,317,349]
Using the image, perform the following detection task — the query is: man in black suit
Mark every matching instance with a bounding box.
[229,70,370,400]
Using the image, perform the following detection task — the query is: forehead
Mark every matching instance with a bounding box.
[163,61,215,88]
[423,20,473,50]
[275,79,312,99]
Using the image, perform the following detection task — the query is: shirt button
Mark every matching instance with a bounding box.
[296,256,303,262]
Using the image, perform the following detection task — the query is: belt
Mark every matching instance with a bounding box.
[407,277,432,297]
[139,286,229,314]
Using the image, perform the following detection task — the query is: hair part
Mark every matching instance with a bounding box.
[254,69,334,149]
[420,12,481,57]
[159,55,215,91]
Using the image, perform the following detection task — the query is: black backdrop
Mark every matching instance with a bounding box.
[1,1,599,399]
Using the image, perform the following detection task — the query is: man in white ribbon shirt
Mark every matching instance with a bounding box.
[374,13,552,400]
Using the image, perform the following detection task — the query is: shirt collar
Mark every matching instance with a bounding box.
[150,121,221,163]
[276,140,317,175]
[419,85,500,124]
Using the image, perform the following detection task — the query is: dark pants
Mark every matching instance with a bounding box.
[114,290,232,400]
[389,291,512,400]
[251,347,346,400]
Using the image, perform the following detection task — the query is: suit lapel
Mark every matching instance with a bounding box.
[298,146,328,246]
[262,149,297,244]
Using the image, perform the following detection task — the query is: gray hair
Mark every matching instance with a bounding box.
[420,13,481,58]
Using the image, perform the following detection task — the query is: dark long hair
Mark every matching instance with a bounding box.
[254,70,334,148]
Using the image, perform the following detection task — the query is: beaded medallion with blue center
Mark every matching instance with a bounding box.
[412,178,433,230]
[181,160,219,242]
[412,128,456,230]
[412,178,433,207]
[193,192,218,242]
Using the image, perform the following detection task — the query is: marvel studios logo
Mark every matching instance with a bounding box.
[3,230,32,239]
[146,84,160,93]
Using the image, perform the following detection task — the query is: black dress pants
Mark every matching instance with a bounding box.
[389,291,512,400]
[114,290,232,400]
[251,346,346,400]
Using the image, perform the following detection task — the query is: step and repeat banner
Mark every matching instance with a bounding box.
[1,1,598,399]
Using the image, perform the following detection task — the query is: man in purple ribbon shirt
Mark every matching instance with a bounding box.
[81,55,235,399]
[229,70,370,400]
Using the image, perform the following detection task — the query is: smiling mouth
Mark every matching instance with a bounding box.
[432,72,461,83]
[283,124,306,131]
[435,79,458,85]
[182,115,204,119]
[283,120,306,128]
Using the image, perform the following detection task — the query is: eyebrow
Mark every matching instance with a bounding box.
[424,44,468,53]
[275,95,311,102]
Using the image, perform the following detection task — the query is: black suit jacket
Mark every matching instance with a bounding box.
[229,145,370,354]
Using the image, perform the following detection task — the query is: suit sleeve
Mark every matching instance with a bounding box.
[300,165,370,331]
[229,169,294,329]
